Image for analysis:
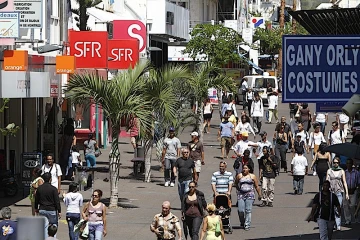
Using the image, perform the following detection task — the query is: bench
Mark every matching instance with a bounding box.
[131,157,145,176]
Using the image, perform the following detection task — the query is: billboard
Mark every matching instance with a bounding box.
[282,36,360,103]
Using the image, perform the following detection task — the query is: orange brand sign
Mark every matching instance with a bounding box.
[3,50,28,71]
[56,55,76,74]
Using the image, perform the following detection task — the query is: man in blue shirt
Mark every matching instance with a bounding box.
[218,114,234,159]
[0,207,16,240]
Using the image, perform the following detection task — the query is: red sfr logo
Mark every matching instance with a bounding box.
[113,20,147,52]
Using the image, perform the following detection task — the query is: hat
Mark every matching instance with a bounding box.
[296,132,302,137]
[190,132,199,137]
[259,131,267,136]
[169,127,175,132]
[241,131,249,137]
[226,106,232,111]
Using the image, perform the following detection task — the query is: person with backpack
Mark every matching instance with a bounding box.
[293,122,309,156]
[41,153,62,194]
[259,146,279,207]
[292,133,307,159]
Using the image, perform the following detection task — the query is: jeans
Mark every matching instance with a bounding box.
[39,210,58,238]
[237,198,254,229]
[317,172,327,191]
[247,100,253,116]
[178,180,192,201]
[66,212,81,240]
[89,223,104,240]
[86,154,96,167]
[334,192,343,229]
[317,218,335,240]
[293,175,304,194]
[343,192,357,223]
[261,177,275,203]
[184,216,203,240]
[164,158,176,183]
[66,156,73,176]
[252,117,262,133]
[275,144,287,170]
[319,122,326,134]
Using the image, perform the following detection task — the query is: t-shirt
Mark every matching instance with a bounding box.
[314,112,327,123]
[234,140,255,158]
[328,129,345,144]
[295,130,309,144]
[256,140,273,160]
[259,156,276,178]
[41,164,62,189]
[188,141,204,160]
[291,155,308,175]
[313,192,340,221]
[71,152,81,164]
[220,121,234,138]
[84,139,96,156]
[0,220,16,240]
[163,137,181,160]
[211,171,234,193]
[174,157,195,182]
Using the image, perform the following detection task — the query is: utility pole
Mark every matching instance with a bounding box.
[292,0,297,34]
[278,0,285,77]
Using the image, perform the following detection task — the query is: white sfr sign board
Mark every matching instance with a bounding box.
[14,0,42,28]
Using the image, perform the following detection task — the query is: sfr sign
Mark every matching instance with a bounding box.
[69,31,108,68]
[108,40,139,69]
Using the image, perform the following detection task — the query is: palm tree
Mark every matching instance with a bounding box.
[142,65,190,182]
[72,0,102,31]
[187,62,235,142]
[65,62,153,208]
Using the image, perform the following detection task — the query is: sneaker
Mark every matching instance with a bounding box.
[294,190,298,195]
[259,202,267,207]
[170,182,175,187]
[164,181,170,187]
[244,227,250,231]
[267,202,273,207]
[313,171,317,176]
[337,226,341,231]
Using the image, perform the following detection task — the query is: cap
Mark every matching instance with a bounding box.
[296,132,302,137]
[241,131,249,137]
[190,132,199,137]
[169,127,175,132]
[226,106,232,111]
[259,131,267,136]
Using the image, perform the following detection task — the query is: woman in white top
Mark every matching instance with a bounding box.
[203,98,214,134]
[228,95,238,119]
[251,93,264,134]
[235,115,255,138]
[308,123,326,157]
[63,182,84,240]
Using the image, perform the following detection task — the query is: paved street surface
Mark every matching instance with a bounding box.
[5,97,360,239]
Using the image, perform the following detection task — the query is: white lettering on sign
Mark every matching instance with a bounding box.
[110,48,134,62]
[286,45,322,66]
[128,24,144,52]
[74,42,102,58]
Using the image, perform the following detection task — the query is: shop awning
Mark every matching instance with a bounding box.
[289,8,360,35]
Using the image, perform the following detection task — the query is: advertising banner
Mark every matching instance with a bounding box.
[282,35,360,103]
[14,0,43,28]
[21,152,42,187]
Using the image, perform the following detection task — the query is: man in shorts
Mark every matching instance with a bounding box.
[218,113,234,159]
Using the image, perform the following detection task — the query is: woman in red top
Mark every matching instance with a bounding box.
[129,116,140,149]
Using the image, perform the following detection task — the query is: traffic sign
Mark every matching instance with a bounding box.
[282,35,360,103]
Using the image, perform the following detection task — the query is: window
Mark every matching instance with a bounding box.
[255,78,276,88]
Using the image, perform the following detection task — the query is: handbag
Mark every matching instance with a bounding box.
[95,149,102,157]
[215,216,221,237]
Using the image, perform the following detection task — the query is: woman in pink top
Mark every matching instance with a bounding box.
[129,116,140,149]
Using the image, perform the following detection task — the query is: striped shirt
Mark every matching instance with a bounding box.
[211,171,234,193]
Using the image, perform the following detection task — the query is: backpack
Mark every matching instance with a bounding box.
[41,163,59,177]
[329,129,343,144]
[270,155,280,170]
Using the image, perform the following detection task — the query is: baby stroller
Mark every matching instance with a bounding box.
[214,194,233,234]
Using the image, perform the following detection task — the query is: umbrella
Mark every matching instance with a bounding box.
[324,143,360,159]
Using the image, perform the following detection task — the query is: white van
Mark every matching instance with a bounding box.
[236,74,279,104]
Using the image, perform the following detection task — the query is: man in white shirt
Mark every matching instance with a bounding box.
[234,131,257,158]
[328,121,345,145]
[291,149,308,195]
[253,131,273,176]
[41,153,62,193]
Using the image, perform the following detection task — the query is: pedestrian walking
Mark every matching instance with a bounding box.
[63,182,83,240]
[34,172,61,238]
[298,103,311,132]
[233,149,255,175]
[343,158,360,225]
[235,116,255,139]
[250,93,263,133]
[313,111,328,134]
[129,115,140,149]
[29,167,44,216]
[200,203,225,240]
[307,180,341,240]
[82,189,107,239]
[241,78,248,110]
[274,125,288,172]
[84,133,98,167]
[267,93,278,124]
[310,143,332,191]
[173,148,198,201]
[0,207,17,240]
[292,133,307,158]
[182,181,207,240]
[228,95,238,120]
[234,165,262,230]
[259,147,278,207]
[308,122,326,157]
[291,148,308,195]
[211,161,234,197]
[337,113,350,137]
[218,114,234,159]
[253,131,273,176]
[326,158,349,230]
[188,132,205,180]
[275,116,292,150]
[203,98,214,134]
[41,153,62,193]
[246,88,254,117]
[162,127,181,187]
[69,146,82,180]
[150,201,182,240]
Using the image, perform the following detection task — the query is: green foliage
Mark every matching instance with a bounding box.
[183,24,243,67]
[0,99,20,136]
[254,22,308,56]
[72,0,102,31]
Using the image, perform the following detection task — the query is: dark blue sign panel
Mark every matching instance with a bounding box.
[316,102,346,113]
[282,36,360,103]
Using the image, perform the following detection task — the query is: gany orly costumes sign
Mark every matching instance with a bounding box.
[282,36,360,102]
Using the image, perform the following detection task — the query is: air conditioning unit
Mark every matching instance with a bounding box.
[166,11,174,25]
[107,22,113,39]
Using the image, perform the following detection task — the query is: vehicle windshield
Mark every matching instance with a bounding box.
[254,78,276,89]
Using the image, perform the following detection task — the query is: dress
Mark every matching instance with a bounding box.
[205,215,222,240]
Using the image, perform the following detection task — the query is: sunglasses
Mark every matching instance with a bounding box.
[92,195,99,198]
[183,152,189,154]
[333,162,339,164]
[189,186,196,189]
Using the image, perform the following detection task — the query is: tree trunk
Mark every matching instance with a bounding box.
[144,139,153,182]
[278,0,285,75]
[109,123,121,208]
[79,3,87,31]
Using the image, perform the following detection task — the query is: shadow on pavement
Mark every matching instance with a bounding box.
[0,191,26,209]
